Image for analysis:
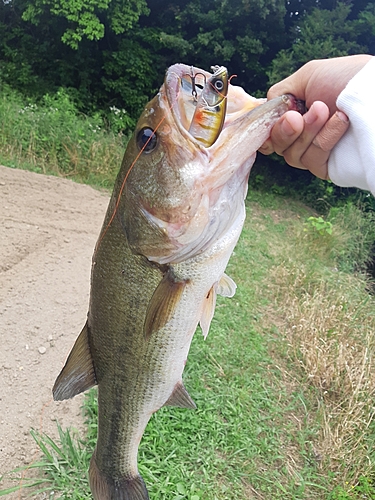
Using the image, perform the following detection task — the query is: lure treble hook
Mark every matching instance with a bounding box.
[187,66,207,101]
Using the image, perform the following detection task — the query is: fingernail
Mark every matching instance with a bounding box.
[281,117,296,136]
[304,104,318,125]
[336,110,349,123]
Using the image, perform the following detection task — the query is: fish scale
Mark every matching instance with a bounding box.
[53,63,302,499]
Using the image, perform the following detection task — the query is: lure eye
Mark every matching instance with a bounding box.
[213,79,224,92]
[136,127,157,153]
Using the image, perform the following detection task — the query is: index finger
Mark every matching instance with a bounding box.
[312,111,349,152]
[302,111,350,179]
[267,72,307,102]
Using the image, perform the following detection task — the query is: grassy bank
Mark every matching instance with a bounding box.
[1,89,375,499]
[0,86,127,188]
[2,190,375,499]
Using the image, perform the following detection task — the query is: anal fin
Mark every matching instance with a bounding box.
[164,381,196,409]
[53,322,97,401]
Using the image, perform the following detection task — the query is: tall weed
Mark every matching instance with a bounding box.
[0,86,128,187]
[301,204,375,274]
[328,203,375,273]
[267,203,375,487]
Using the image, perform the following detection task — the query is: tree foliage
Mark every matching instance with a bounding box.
[269,1,375,84]
[22,0,149,48]
[0,0,374,124]
[142,0,288,92]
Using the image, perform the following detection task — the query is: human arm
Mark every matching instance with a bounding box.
[328,57,375,193]
[259,55,374,186]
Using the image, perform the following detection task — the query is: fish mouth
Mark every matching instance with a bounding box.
[164,64,270,148]
[165,64,231,148]
[164,64,305,150]
[165,64,212,140]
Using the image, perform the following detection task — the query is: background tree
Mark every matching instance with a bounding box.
[1,0,374,124]
[269,1,375,84]
[0,0,289,117]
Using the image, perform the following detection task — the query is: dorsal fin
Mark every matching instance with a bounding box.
[164,381,196,409]
[200,286,217,340]
[53,322,97,401]
[144,269,188,341]
[217,273,237,297]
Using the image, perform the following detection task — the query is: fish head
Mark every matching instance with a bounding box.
[117,64,302,264]
[118,69,205,216]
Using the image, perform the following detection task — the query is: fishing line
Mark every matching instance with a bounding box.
[93,74,198,258]
[94,69,233,257]
[15,67,233,498]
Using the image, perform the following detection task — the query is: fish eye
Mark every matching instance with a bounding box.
[136,127,157,153]
[213,79,224,91]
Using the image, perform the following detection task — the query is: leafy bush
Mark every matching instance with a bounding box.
[305,216,333,236]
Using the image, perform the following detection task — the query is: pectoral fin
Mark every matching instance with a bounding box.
[164,381,196,409]
[144,270,187,341]
[53,322,97,401]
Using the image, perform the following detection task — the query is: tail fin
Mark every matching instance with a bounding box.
[89,452,149,500]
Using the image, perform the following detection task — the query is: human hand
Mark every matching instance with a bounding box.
[259,55,372,178]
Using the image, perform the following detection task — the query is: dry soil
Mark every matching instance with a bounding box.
[0,165,109,497]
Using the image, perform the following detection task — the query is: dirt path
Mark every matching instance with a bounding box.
[0,166,109,496]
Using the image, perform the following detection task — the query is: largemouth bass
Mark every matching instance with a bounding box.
[53,63,301,500]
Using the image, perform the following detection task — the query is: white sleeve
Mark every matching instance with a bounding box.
[328,56,375,195]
